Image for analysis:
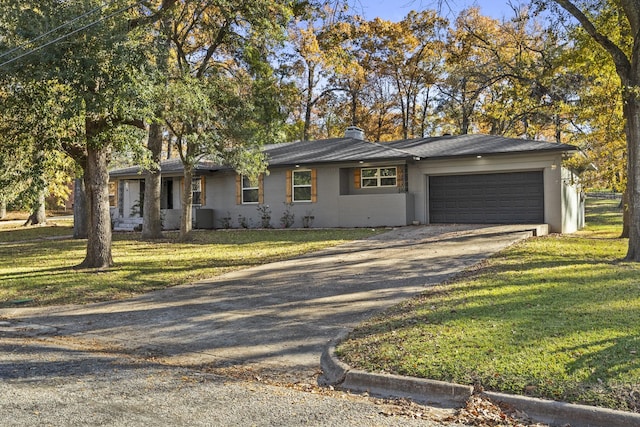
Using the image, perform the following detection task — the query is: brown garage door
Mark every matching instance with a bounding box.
[429,171,544,224]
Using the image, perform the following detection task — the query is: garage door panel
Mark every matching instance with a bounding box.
[429,172,544,224]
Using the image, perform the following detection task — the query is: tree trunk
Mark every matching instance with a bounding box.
[303,101,312,141]
[28,190,46,225]
[73,177,88,239]
[78,146,113,269]
[624,92,640,260]
[398,79,408,139]
[35,191,46,224]
[621,187,630,238]
[303,65,314,141]
[142,123,164,239]
[376,109,384,142]
[549,0,640,260]
[24,149,47,226]
[410,91,419,138]
[554,113,562,143]
[0,196,6,219]
[420,88,431,138]
[350,89,358,128]
[461,110,470,135]
[179,166,194,240]
[23,188,46,226]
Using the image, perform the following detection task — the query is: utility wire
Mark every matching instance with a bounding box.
[0,0,144,70]
[0,0,121,60]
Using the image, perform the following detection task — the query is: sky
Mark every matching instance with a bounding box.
[352,0,526,21]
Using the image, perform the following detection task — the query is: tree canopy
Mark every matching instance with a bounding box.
[1,0,638,261]
[536,0,640,259]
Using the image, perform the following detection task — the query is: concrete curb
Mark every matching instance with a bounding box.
[483,390,640,427]
[319,334,640,427]
[318,333,472,408]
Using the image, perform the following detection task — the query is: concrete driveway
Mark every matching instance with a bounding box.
[1,224,535,380]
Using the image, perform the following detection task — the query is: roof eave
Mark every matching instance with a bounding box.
[266,156,414,169]
[417,147,578,162]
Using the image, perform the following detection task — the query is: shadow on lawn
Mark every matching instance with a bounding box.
[114,228,381,246]
[344,250,640,411]
[0,224,522,386]
[562,336,640,411]
[583,200,624,231]
[1,225,510,307]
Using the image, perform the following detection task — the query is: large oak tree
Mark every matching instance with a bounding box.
[539,0,640,260]
[0,0,172,268]
[0,80,77,225]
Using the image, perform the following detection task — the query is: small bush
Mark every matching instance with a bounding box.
[280,203,295,228]
[218,212,232,229]
[257,204,272,228]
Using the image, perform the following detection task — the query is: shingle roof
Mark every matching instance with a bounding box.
[264,137,414,166]
[109,158,224,177]
[109,134,577,177]
[387,134,576,159]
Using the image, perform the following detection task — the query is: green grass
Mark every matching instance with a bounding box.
[337,199,640,412]
[580,198,625,237]
[0,228,380,307]
[0,219,74,241]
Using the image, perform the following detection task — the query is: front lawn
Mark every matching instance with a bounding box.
[337,199,640,412]
[0,228,380,306]
[0,219,73,240]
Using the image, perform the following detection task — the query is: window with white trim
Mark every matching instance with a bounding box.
[242,175,259,204]
[109,181,118,207]
[292,170,312,202]
[361,167,397,187]
[192,177,202,205]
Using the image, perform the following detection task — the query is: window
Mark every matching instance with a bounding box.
[292,170,312,202]
[236,174,264,205]
[361,167,397,187]
[286,169,316,203]
[242,175,259,204]
[108,181,118,207]
[162,179,173,209]
[192,177,203,205]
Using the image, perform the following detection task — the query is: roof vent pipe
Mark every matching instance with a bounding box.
[344,126,365,140]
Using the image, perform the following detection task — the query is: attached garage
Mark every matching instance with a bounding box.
[429,171,544,224]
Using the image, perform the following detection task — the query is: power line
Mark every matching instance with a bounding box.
[0,0,121,61]
[0,0,145,70]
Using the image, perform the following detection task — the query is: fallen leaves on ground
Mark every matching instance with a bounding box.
[376,396,452,420]
[201,364,456,422]
[445,392,548,427]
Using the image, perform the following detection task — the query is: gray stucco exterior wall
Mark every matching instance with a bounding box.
[561,168,585,233]
[204,165,411,229]
[111,151,582,234]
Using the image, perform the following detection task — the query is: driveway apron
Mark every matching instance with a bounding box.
[1,225,534,378]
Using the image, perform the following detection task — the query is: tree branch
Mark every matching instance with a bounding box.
[553,0,632,83]
[196,18,233,78]
[128,0,179,31]
[122,118,146,130]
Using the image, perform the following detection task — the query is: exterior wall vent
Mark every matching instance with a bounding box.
[344,126,365,140]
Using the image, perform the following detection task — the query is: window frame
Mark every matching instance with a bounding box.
[192,177,203,206]
[360,166,397,188]
[108,181,118,208]
[241,175,260,204]
[292,169,313,202]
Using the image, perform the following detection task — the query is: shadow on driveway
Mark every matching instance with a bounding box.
[0,225,535,381]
